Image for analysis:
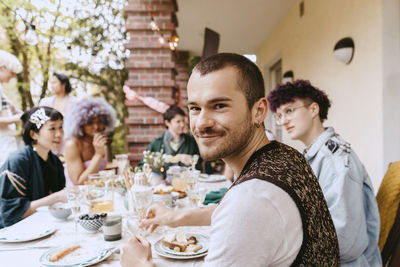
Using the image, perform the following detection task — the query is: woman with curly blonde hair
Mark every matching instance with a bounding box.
[63,98,116,185]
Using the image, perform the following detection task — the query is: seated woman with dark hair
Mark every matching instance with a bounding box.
[0,107,66,228]
[39,72,79,116]
[63,98,116,186]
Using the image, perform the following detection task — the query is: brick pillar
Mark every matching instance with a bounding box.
[125,0,179,166]
[176,51,189,108]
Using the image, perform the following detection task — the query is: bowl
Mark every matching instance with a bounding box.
[49,202,72,220]
[78,213,107,233]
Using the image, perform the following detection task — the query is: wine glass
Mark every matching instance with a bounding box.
[190,154,199,170]
[188,187,207,208]
[66,186,82,235]
[131,185,153,220]
[115,154,129,176]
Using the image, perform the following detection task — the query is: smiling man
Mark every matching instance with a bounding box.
[121,54,339,267]
[267,80,381,266]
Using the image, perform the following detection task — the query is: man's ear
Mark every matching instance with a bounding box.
[310,102,320,118]
[253,98,269,125]
[164,120,170,129]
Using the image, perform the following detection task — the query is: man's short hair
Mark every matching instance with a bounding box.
[0,50,22,74]
[194,53,265,109]
[267,79,331,121]
[163,105,185,122]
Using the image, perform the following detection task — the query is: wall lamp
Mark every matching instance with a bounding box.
[333,37,354,64]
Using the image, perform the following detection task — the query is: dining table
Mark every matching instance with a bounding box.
[0,176,231,267]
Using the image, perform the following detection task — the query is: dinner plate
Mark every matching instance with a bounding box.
[0,220,56,243]
[198,174,226,183]
[154,233,209,259]
[39,242,114,267]
[154,240,208,259]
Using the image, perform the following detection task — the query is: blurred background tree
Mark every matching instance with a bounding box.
[0,0,128,155]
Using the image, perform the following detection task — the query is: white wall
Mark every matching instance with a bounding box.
[257,0,386,191]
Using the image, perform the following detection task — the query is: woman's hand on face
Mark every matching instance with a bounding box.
[93,133,107,157]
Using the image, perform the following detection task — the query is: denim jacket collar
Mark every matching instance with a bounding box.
[303,127,335,160]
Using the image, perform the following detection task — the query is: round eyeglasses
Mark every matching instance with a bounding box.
[274,104,310,126]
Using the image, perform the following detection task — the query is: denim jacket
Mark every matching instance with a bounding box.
[304,127,382,267]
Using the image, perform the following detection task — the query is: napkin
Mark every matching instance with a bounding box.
[203,188,228,205]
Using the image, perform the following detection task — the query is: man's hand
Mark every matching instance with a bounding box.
[121,236,154,267]
[139,204,177,232]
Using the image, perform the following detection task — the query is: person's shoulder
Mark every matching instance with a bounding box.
[1,146,33,171]
[64,138,81,153]
[227,179,296,207]
[150,132,165,144]
[38,96,53,106]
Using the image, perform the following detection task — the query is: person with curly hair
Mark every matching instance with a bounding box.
[39,72,79,116]
[0,50,24,165]
[267,80,381,266]
[63,98,116,185]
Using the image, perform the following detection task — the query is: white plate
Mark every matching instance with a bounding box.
[39,242,114,267]
[154,239,208,260]
[0,219,56,243]
[159,233,208,256]
[198,174,226,183]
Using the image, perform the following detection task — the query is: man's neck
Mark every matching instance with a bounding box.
[301,121,325,147]
[169,131,181,143]
[224,128,270,178]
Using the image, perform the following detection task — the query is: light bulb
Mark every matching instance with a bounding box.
[150,17,159,31]
[24,24,38,46]
[158,35,165,44]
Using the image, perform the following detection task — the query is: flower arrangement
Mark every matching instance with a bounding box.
[142,150,166,173]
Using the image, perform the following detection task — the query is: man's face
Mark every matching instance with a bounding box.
[187,66,254,161]
[165,114,186,137]
[0,67,16,83]
[275,99,313,141]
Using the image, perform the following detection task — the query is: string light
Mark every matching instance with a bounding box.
[148,17,179,51]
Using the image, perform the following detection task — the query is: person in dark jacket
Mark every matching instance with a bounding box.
[0,107,66,228]
[138,105,202,171]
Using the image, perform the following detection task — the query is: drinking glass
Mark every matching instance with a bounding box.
[115,154,129,176]
[66,186,81,234]
[131,185,153,220]
[190,154,199,170]
[88,172,114,213]
[187,187,207,208]
[186,170,200,191]
[171,172,187,191]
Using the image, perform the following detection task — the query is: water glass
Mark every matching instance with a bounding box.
[88,172,114,213]
[66,186,81,234]
[115,154,129,176]
[188,187,207,208]
[190,154,199,170]
[131,185,153,220]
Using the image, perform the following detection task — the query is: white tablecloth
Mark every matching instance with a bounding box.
[0,179,231,267]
